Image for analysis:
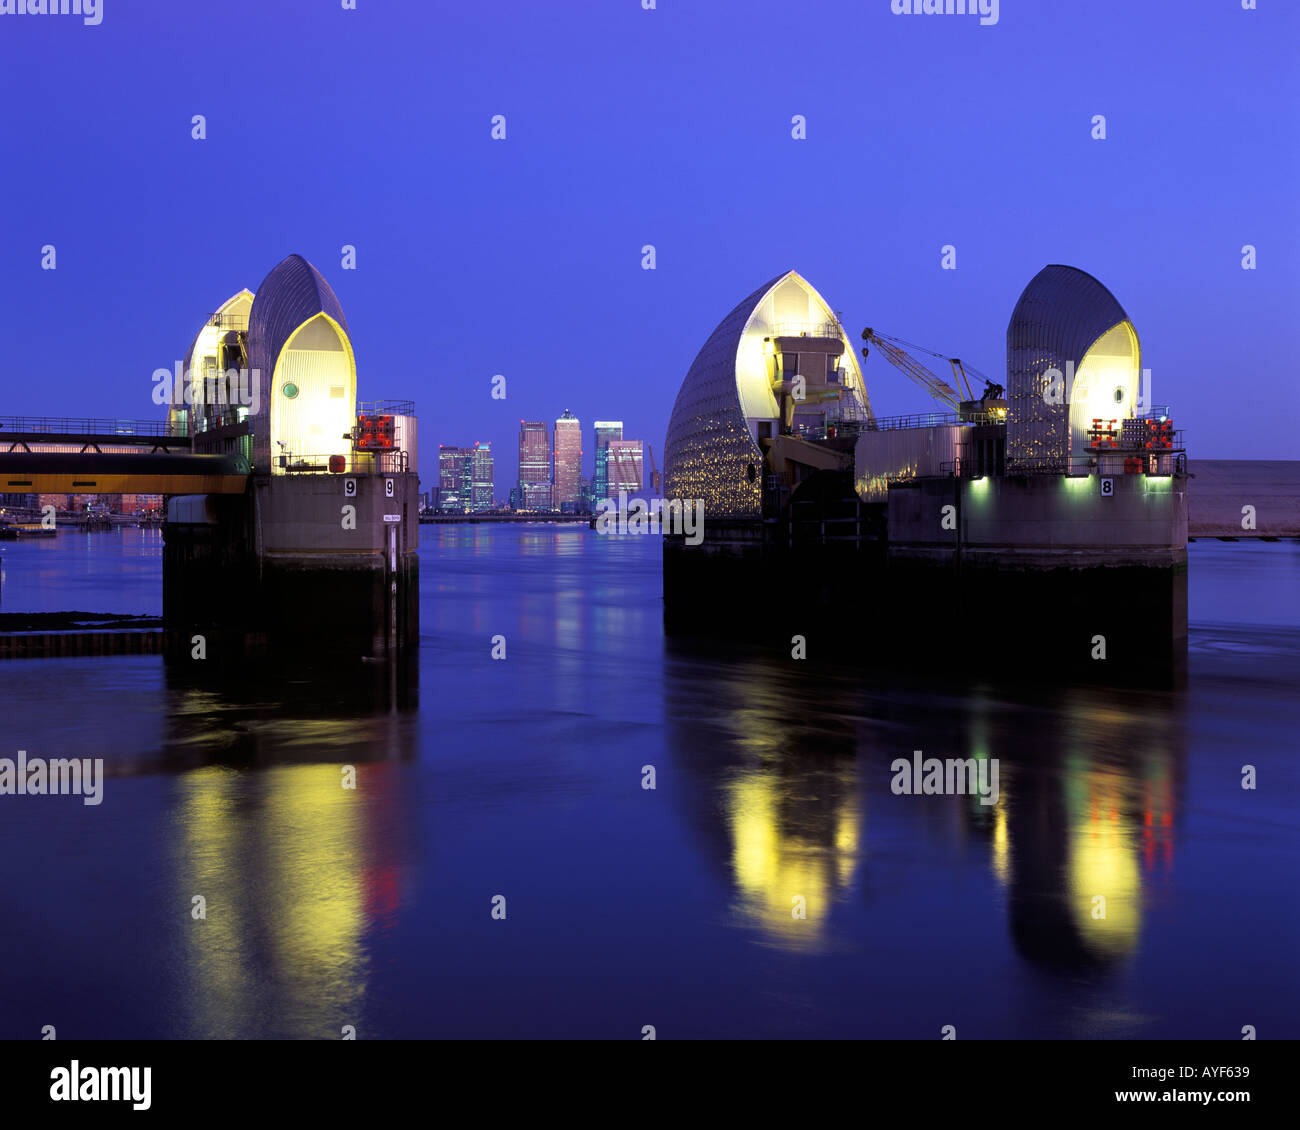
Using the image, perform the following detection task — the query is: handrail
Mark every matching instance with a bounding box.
[770,321,841,340]
[0,416,182,437]
[276,449,409,474]
[207,312,249,331]
[357,400,416,416]
[864,411,967,431]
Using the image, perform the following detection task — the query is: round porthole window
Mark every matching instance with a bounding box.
[282,383,299,399]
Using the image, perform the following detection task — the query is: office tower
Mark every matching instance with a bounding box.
[592,420,623,503]
[438,445,472,513]
[607,440,644,496]
[553,409,582,511]
[518,420,552,511]
[439,444,494,513]
[471,442,494,512]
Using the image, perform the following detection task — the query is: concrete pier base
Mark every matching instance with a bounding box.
[664,471,1188,686]
[164,471,419,659]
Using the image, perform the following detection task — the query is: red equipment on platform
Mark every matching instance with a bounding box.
[1088,418,1119,450]
[355,414,395,451]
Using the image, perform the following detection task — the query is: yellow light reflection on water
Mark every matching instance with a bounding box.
[265,765,366,1018]
[718,662,864,950]
[177,766,250,1036]
[725,769,861,951]
[834,807,860,887]
[991,803,1011,886]
[177,763,368,1037]
[1067,774,1142,960]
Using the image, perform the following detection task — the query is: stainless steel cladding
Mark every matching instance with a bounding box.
[1006,265,1133,473]
[392,414,417,468]
[663,279,771,518]
[854,424,964,501]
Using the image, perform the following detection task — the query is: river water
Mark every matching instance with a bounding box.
[0,526,1296,1039]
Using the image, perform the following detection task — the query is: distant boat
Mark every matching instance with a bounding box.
[0,522,57,540]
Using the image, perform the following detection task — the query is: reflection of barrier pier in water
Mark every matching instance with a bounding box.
[662,266,1194,679]
[161,646,417,1038]
[662,636,1188,990]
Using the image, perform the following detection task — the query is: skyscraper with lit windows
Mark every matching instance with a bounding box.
[518,421,552,511]
[553,410,582,511]
[592,420,623,503]
[607,439,643,496]
[471,442,494,512]
[439,445,472,513]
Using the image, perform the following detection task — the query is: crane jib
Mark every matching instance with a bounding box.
[861,329,977,410]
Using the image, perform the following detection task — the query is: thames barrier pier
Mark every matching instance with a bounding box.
[162,255,419,657]
[662,267,1188,673]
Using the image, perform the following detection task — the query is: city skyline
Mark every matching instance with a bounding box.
[440,412,649,511]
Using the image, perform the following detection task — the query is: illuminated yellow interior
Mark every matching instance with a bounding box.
[270,313,357,470]
[734,272,870,433]
[1068,320,1140,458]
[171,290,253,435]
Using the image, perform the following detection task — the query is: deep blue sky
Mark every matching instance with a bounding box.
[2,0,1296,490]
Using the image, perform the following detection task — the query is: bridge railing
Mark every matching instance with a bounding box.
[276,450,409,475]
[0,416,183,438]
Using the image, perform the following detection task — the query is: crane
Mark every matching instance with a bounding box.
[647,443,661,492]
[860,328,1003,410]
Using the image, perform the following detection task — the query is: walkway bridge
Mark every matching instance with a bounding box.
[0,416,249,495]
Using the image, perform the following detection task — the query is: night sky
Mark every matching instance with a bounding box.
[2,0,1296,490]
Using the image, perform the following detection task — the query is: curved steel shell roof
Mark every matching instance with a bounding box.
[1006,265,1134,472]
[248,254,350,385]
[664,270,870,519]
[181,289,254,377]
[663,276,779,519]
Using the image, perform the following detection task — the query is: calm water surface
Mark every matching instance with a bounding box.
[0,526,1296,1039]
